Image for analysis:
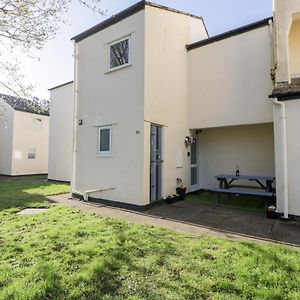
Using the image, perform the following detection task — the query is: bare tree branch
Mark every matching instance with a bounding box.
[0,0,104,103]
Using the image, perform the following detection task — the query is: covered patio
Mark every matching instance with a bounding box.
[146,192,300,246]
[188,123,277,208]
[191,123,275,191]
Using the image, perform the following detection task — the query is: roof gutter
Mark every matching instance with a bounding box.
[187,17,272,51]
[269,92,300,101]
[48,81,74,91]
[71,1,205,43]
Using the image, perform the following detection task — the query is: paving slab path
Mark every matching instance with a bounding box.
[47,194,300,249]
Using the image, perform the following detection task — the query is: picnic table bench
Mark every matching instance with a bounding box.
[211,174,276,204]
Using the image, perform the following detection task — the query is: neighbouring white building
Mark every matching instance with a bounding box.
[0,94,49,176]
[271,0,300,218]
[48,81,74,182]
[51,0,300,217]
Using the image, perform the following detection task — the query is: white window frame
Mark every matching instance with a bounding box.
[97,126,112,157]
[27,149,37,160]
[108,35,131,72]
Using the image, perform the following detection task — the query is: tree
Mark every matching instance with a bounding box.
[0,0,104,100]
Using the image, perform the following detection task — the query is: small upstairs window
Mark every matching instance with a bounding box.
[109,36,130,71]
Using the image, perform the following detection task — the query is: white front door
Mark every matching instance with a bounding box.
[190,140,199,192]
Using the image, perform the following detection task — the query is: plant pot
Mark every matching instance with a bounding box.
[165,194,180,204]
[267,210,277,219]
[176,187,187,200]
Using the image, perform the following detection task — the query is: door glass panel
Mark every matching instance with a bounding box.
[191,142,197,165]
[191,167,198,186]
[150,162,157,201]
[150,125,162,202]
[190,139,198,190]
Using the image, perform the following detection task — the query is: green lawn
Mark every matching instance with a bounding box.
[0,175,69,211]
[0,176,300,299]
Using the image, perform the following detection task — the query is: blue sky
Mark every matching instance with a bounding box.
[22,0,273,99]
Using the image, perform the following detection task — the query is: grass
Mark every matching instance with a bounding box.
[0,176,300,299]
[186,191,276,212]
[0,175,69,212]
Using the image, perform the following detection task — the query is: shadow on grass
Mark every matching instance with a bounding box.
[68,229,209,299]
[44,242,132,299]
[1,176,299,299]
[65,230,154,299]
[0,175,69,212]
[83,242,132,298]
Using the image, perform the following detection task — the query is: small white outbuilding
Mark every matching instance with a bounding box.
[0,94,49,176]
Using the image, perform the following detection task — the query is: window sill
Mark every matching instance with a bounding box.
[105,64,132,74]
[97,154,112,158]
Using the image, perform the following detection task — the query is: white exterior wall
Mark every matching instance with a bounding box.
[274,0,300,82]
[289,19,300,77]
[284,101,300,216]
[188,25,274,129]
[72,2,300,214]
[274,100,300,217]
[0,101,14,175]
[197,124,275,189]
[73,11,146,205]
[143,5,207,201]
[11,111,49,175]
[273,1,300,216]
[273,104,284,214]
[48,83,74,181]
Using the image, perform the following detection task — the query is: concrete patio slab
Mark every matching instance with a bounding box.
[17,208,49,215]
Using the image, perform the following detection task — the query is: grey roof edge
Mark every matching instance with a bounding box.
[146,1,203,20]
[269,89,300,100]
[269,91,300,101]
[71,1,205,43]
[48,81,74,91]
[14,107,50,116]
[269,78,300,100]
[187,17,273,51]
[0,93,49,116]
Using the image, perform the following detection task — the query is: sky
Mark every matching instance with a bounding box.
[19,0,273,99]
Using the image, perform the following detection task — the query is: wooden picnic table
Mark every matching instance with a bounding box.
[215,174,275,193]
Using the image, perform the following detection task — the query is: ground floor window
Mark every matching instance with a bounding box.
[98,126,112,156]
[28,149,37,160]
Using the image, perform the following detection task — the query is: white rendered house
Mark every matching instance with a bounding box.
[0,94,49,176]
[48,81,74,182]
[52,1,300,216]
[70,1,208,208]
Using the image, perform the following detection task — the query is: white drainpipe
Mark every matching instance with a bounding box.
[70,41,79,199]
[273,99,289,219]
[84,187,116,201]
